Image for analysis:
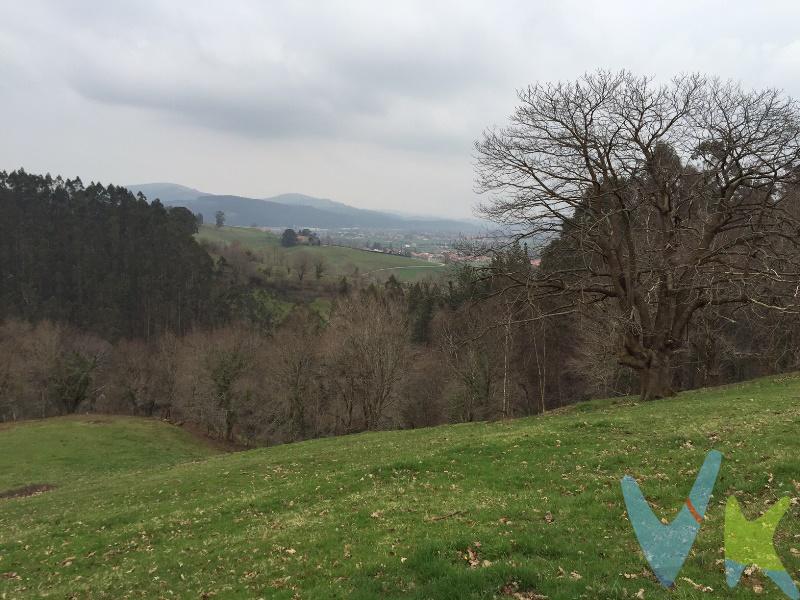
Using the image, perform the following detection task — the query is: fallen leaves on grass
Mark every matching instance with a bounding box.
[500,580,549,599]
[463,542,491,568]
[426,510,465,522]
[465,546,480,568]
[680,577,713,592]
[556,566,582,580]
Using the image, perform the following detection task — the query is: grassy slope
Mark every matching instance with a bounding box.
[2,376,800,598]
[0,415,218,490]
[197,225,449,283]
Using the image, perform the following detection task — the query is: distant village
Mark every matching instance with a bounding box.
[253,225,534,266]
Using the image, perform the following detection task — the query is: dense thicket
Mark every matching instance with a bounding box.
[0,170,214,338]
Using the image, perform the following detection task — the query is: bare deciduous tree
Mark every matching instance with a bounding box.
[108,340,159,416]
[313,255,327,280]
[327,292,409,430]
[206,328,257,441]
[271,313,323,441]
[439,307,495,422]
[293,251,311,282]
[476,71,800,399]
[173,326,260,441]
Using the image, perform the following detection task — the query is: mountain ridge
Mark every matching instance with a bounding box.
[126,183,479,232]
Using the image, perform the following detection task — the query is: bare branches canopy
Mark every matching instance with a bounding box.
[475,71,800,399]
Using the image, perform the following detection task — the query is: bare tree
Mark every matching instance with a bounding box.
[271,314,322,441]
[52,332,109,415]
[155,332,181,420]
[398,348,447,428]
[293,251,311,282]
[0,320,32,420]
[439,305,496,422]
[107,340,159,416]
[476,71,800,399]
[206,328,257,441]
[326,292,409,430]
[442,339,493,422]
[313,255,327,280]
[173,326,260,441]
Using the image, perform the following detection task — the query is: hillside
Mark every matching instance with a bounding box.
[2,376,800,598]
[126,183,478,232]
[0,416,218,490]
[197,224,450,283]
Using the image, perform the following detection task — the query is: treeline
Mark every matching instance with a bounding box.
[2,242,798,444]
[2,169,800,445]
[0,170,215,338]
[0,287,431,440]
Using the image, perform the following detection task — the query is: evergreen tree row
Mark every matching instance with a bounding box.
[0,170,214,338]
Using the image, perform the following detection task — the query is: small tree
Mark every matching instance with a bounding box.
[107,340,158,416]
[293,252,310,281]
[281,228,298,247]
[313,255,327,280]
[326,292,409,430]
[215,210,225,228]
[204,328,256,441]
[270,312,324,441]
[52,333,108,414]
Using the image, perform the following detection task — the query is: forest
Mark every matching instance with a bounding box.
[0,170,215,339]
[3,74,800,445]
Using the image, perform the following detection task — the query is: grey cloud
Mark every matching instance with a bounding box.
[3,0,800,218]
[33,1,510,151]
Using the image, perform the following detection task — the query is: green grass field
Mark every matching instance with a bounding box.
[197,225,450,283]
[3,376,800,598]
[0,416,217,491]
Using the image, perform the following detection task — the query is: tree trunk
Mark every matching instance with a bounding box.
[639,353,675,401]
[224,407,236,441]
[502,309,510,419]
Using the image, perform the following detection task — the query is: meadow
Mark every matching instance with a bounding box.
[2,375,800,598]
[196,225,450,283]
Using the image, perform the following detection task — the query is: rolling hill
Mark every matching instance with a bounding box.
[267,192,362,214]
[126,183,479,232]
[197,225,450,283]
[2,375,800,598]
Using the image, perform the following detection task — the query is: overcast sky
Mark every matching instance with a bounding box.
[2,1,800,218]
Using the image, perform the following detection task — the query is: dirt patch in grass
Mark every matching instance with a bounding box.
[0,483,55,499]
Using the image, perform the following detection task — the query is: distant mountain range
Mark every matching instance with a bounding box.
[126,183,481,232]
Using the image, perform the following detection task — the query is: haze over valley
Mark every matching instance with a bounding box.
[126,182,484,232]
